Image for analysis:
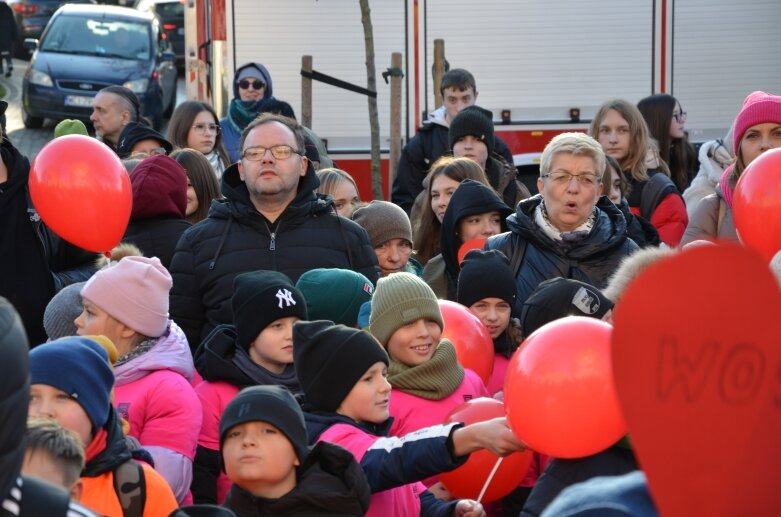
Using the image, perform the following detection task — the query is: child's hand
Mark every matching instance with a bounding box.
[452,417,527,457]
[454,499,485,517]
[428,481,454,501]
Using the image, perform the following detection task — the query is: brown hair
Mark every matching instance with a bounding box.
[440,68,476,96]
[590,99,653,182]
[170,148,222,224]
[411,156,490,264]
[25,417,85,487]
[637,94,697,191]
[603,155,629,201]
[167,101,230,166]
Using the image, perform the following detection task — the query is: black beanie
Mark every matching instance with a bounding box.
[520,278,614,337]
[457,249,517,308]
[293,320,388,412]
[232,271,308,351]
[448,106,495,156]
[219,385,308,463]
[116,122,173,158]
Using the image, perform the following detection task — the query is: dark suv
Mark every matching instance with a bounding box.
[7,0,95,57]
[22,4,178,129]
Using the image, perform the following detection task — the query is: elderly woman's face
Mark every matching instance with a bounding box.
[537,153,603,233]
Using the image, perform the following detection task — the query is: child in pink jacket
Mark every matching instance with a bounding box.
[455,249,522,396]
[294,320,526,517]
[192,270,308,505]
[368,272,489,438]
[76,255,201,504]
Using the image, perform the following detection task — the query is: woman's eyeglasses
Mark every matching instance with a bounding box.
[192,123,220,134]
[673,111,687,123]
[238,79,265,90]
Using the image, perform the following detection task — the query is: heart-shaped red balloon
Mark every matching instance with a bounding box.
[612,244,781,516]
[29,134,132,252]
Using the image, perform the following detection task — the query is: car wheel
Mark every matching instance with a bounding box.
[22,109,44,129]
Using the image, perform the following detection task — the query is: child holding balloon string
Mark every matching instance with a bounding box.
[369,272,490,439]
[293,319,526,517]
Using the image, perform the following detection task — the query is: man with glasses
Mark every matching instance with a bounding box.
[170,113,380,355]
[485,132,637,316]
[220,62,275,162]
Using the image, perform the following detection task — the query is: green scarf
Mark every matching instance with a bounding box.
[387,339,465,400]
[227,98,265,134]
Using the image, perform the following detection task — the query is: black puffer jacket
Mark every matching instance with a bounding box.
[223,441,371,517]
[169,161,380,352]
[486,195,638,316]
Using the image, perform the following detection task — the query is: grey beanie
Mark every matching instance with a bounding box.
[352,200,412,248]
[43,282,86,340]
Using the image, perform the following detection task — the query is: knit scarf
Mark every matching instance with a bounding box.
[387,340,465,400]
[227,98,265,134]
[205,150,225,179]
[534,201,596,242]
[720,166,735,208]
[114,336,157,368]
[232,346,301,394]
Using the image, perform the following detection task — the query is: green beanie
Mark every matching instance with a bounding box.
[54,119,89,139]
[296,268,374,327]
[369,272,443,347]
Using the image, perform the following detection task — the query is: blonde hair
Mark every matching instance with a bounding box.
[590,99,653,182]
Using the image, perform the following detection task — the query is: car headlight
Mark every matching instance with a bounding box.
[27,69,53,87]
[123,79,149,93]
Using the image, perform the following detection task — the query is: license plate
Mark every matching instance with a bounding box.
[64,95,94,107]
[177,27,184,35]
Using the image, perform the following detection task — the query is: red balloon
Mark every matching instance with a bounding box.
[439,398,532,503]
[733,147,781,262]
[439,300,494,384]
[504,316,626,458]
[29,135,132,253]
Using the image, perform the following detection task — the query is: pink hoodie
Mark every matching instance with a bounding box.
[114,321,202,504]
[389,368,489,437]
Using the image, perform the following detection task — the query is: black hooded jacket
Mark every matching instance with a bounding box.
[0,138,98,345]
[486,195,639,316]
[424,179,512,300]
[169,160,380,353]
[223,441,371,517]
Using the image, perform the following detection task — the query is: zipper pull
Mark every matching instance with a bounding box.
[269,232,276,251]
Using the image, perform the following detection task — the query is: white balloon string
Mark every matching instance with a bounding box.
[477,456,504,503]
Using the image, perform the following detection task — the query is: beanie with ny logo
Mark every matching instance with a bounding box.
[232,270,308,351]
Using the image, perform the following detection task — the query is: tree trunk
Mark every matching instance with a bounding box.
[359,0,383,200]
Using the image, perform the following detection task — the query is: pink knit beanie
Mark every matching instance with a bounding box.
[81,256,172,337]
[733,91,781,153]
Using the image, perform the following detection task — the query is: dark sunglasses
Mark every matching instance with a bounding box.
[238,79,265,90]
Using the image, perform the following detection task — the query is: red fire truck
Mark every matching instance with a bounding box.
[184,0,781,198]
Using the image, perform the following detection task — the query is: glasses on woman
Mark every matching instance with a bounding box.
[672,110,687,123]
[242,145,301,161]
[192,123,220,134]
[541,172,601,188]
[238,79,265,90]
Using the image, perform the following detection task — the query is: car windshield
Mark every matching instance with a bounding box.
[40,14,152,60]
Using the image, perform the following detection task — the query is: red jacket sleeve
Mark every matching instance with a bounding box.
[631,193,688,246]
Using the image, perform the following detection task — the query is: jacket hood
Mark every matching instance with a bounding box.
[130,155,188,219]
[114,320,195,385]
[507,194,630,258]
[194,324,253,386]
[215,158,325,220]
[224,441,371,516]
[425,105,449,129]
[232,62,274,99]
[303,409,393,445]
[0,298,30,502]
[441,179,512,280]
